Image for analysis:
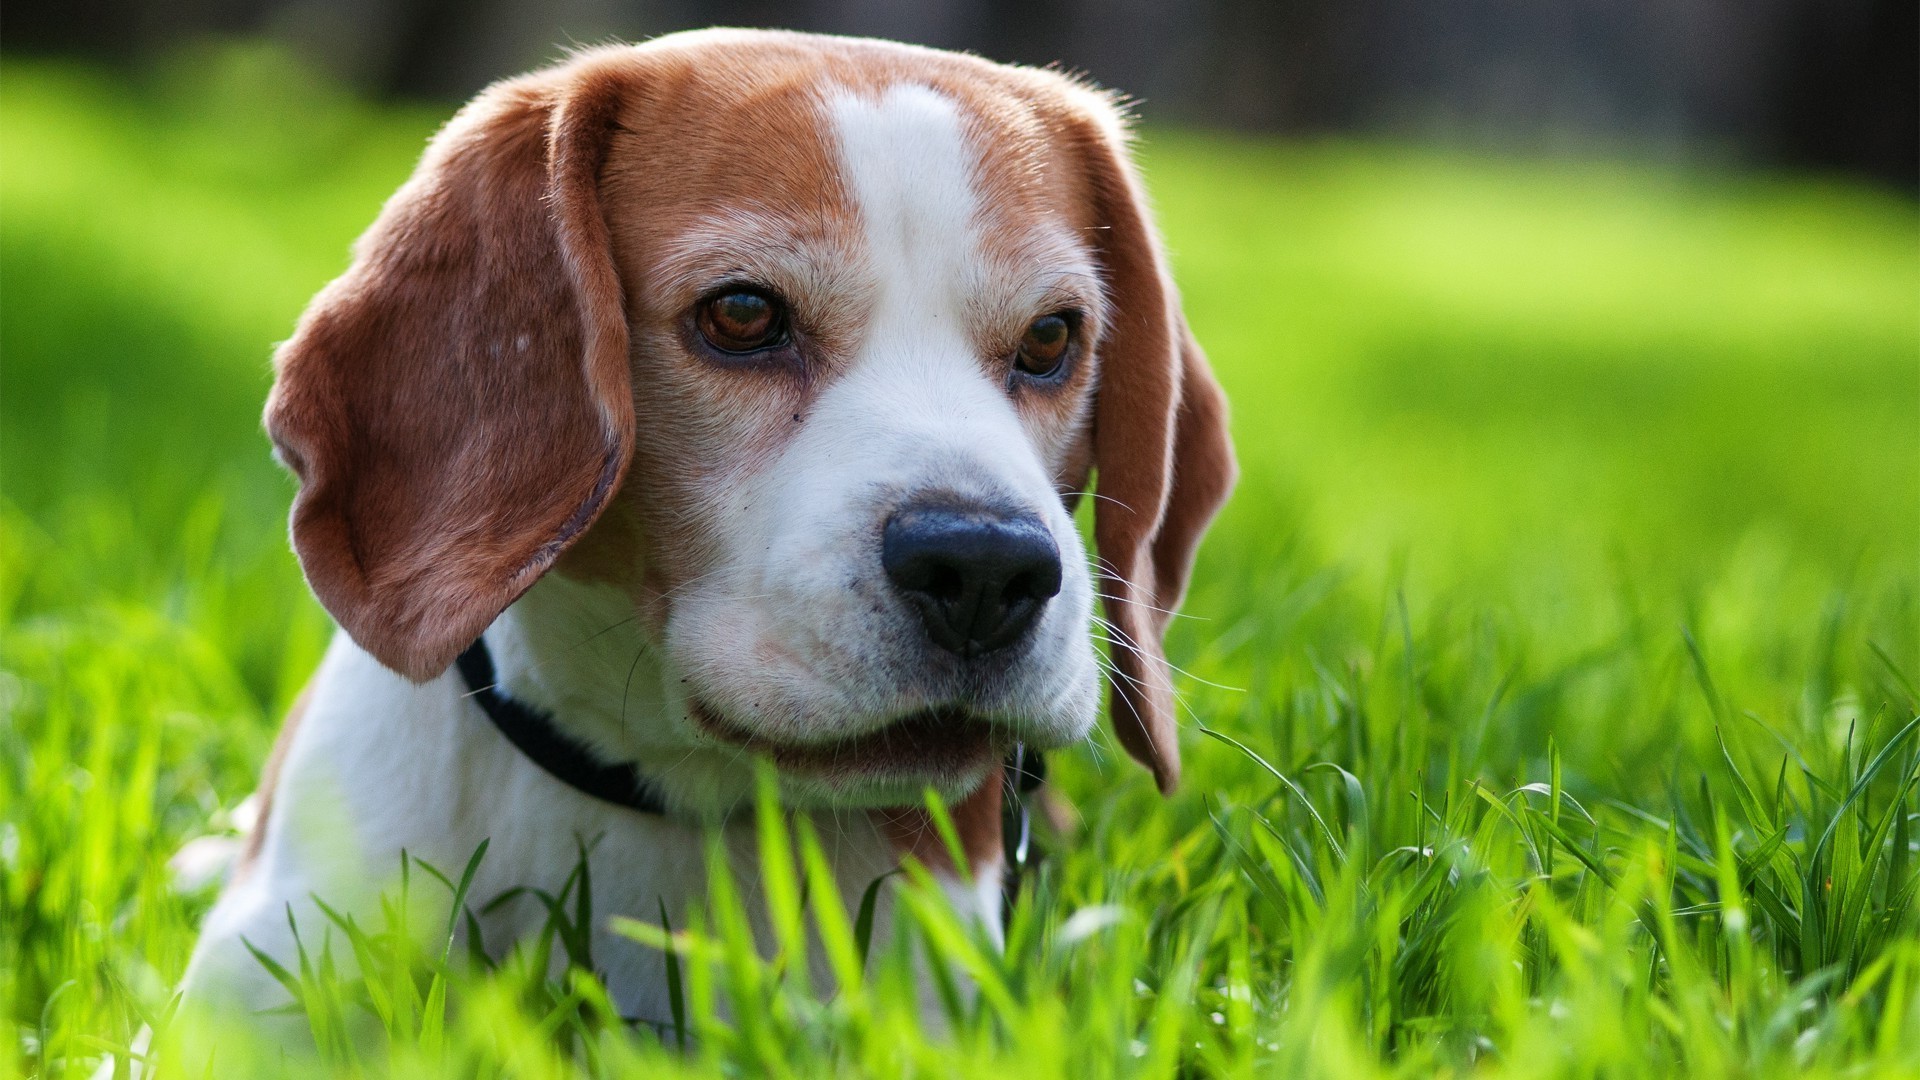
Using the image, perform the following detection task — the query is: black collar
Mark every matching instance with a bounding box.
[454,637,1045,863]
[456,638,670,815]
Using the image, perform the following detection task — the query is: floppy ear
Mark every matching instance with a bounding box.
[1074,104,1237,794]
[265,59,635,681]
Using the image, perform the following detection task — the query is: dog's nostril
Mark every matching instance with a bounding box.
[1002,567,1059,606]
[925,564,965,603]
[882,502,1063,656]
[1003,573,1031,606]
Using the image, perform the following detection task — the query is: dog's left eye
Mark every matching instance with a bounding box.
[697,289,788,354]
[1014,314,1073,378]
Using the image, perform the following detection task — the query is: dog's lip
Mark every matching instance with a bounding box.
[689,700,1002,779]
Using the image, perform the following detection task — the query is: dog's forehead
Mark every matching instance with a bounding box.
[600,35,1095,304]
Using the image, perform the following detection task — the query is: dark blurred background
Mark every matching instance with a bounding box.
[3,0,1915,193]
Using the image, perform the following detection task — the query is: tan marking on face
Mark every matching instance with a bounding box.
[566,40,862,624]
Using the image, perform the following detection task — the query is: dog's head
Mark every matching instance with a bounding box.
[265,30,1234,806]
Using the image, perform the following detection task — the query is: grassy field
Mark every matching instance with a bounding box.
[3,46,1918,1078]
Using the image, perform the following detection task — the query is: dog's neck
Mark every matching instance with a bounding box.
[482,572,764,818]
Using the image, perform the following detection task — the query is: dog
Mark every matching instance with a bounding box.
[178,27,1234,1036]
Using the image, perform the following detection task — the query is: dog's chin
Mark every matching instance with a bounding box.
[690,701,1006,805]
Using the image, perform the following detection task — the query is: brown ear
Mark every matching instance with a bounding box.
[1074,105,1237,794]
[264,59,635,681]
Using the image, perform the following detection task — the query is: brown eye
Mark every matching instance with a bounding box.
[697,289,786,353]
[1015,313,1072,378]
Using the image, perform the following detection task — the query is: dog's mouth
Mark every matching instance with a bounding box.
[690,701,1002,784]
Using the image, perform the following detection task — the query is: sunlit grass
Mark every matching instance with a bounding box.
[2,46,1917,1078]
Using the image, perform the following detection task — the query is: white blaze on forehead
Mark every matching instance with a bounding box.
[826,84,982,327]
[812,80,1089,483]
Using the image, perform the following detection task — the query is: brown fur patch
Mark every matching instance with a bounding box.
[264,55,637,681]
[872,766,1005,877]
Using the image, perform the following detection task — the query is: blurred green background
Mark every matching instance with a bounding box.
[4,37,1916,858]
[7,46,1913,698]
[2,41,1917,1077]
[7,45,1914,652]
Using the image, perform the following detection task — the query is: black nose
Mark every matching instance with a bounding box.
[882,503,1063,656]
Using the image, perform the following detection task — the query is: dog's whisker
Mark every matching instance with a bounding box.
[1090,614,1240,695]
[1059,488,1136,514]
[620,644,648,729]
[1081,555,1204,623]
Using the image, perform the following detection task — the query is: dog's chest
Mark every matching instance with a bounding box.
[224,633,914,1023]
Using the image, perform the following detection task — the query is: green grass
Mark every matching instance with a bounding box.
[4,45,1918,1078]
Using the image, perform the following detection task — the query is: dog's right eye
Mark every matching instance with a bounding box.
[697,289,788,354]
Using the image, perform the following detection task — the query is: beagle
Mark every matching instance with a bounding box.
[180,27,1234,1034]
